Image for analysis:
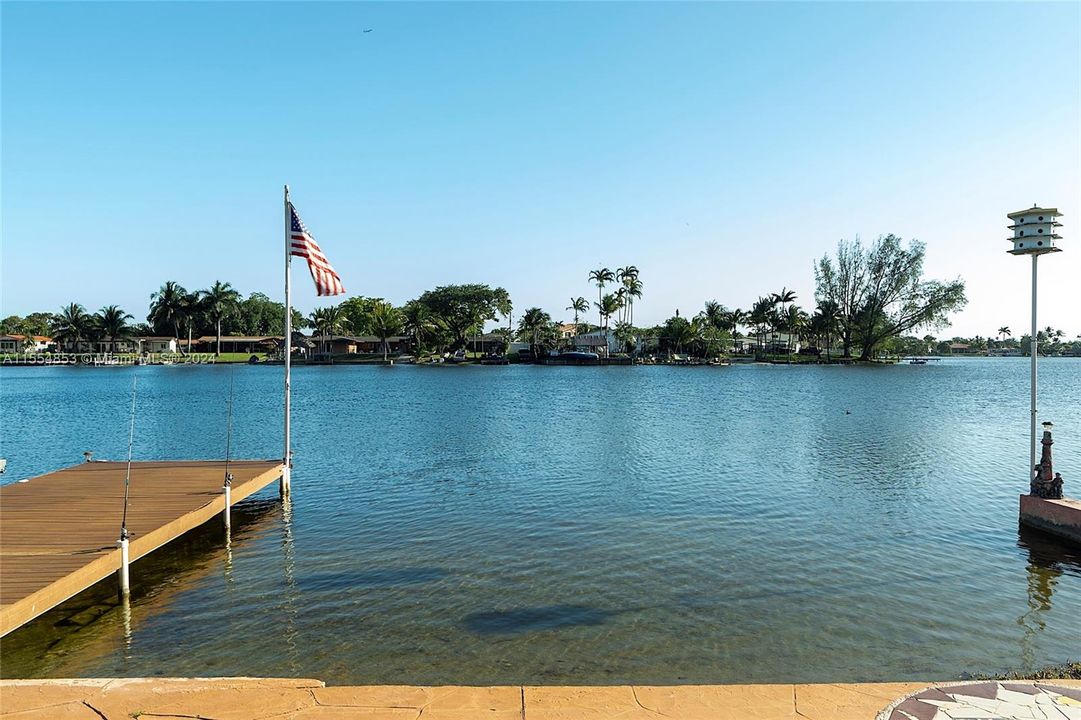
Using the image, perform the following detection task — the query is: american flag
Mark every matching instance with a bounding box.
[290,203,345,296]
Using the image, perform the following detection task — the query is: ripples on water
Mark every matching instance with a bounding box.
[1,358,1079,683]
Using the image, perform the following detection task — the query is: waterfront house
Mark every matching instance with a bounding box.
[309,334,412,355]
[0,334,53,353]
[186,335,282,354]
[466,333,507,355]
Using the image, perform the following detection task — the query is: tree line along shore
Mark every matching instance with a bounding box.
[2,234,1076,364]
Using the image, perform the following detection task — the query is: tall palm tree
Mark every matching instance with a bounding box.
[566,297,588,336]
[588,267,614,328]
[997,326,1011,342]
[770,287,797,311]
[369,301,403,362]
[595,293,622,357]
[180,291,204,355]
[52,303,93,351]
[148,281,188,344]
[616,266,639,324]
[622,276,643,325]
[203,281,241,356]
[96,305,133,352]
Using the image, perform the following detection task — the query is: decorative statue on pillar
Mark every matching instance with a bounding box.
[1030,422,1064,500]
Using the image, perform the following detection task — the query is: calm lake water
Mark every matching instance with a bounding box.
[1,358,1079,684]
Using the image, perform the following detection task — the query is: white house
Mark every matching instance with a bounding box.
[0,334,53,353]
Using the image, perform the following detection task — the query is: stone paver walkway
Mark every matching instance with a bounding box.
[878,681,1081,720]
[1,678,1079,719]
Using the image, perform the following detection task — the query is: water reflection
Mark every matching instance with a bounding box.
[1015,526,1081,669]
[279,495,301,674]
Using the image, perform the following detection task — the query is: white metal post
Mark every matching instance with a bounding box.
[118,536,130,597]
[223,481,232,530]
[1030,254,1038,479]
[282,185,292,497]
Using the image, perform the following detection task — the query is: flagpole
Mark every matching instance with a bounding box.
[282,184,292,497]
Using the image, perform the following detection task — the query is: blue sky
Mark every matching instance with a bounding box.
[2,2,1078,338]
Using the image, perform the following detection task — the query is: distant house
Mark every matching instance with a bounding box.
[573,329,639,355]
[557,323,579,339]
[948,342,981,355]
[187,335,281,354]
[308,335,411,355]
[465,333,507,355]
[0,334,53,353]
[132,337,178,354]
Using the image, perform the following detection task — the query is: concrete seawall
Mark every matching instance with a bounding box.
[1019,494,1081,544]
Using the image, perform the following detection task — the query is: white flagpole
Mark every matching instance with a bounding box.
[282,184,292,497]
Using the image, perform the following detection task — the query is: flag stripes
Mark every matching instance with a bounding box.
[288,203,345,296]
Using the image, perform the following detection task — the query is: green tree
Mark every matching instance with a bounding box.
[202,281,241,356]
[517,307,556,357]
[148,281,188,343]
[338,296,387,336]
[413,284,510,351]
[815,235,967,360]
[588,267,614,328]
[96,305,133,352]
[369,301,404,362]
[595,292,622,357]
[308,305,350,355]
[51,303,94,351]
[566,297,589,336]
[402,301,434,355]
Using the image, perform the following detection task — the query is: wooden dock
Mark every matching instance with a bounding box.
[0,459,284,636]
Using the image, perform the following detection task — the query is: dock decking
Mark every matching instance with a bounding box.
[0,459,284,636]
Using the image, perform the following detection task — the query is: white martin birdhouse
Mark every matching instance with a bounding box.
[1008,206,1063,255]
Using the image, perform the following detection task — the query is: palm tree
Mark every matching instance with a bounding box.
[203,281,241,356]
[96,305,133,352]
[309,305,350,355]
[369,301,403,362]
[402,301,433,356]
[588,267,614,328]
[782,304,809,354]
[699,300,726,330]
[997,326,1011,343]
[770,287,797,311]
[749,296,774,354]
[814,300,842,360]
[616,266,639,324]
[622,276,643,325]
[180,291,204,355]
[518,307,552,357]
[595,293,622,357]
[52,303,93,351]
[148,281,188,344]
[566,297,588,336]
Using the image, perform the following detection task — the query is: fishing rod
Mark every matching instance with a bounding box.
[118,374,137,597]
[223,368,236,531]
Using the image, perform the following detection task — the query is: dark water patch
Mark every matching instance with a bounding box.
[463,604,625,635]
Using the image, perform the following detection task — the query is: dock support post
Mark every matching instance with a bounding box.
[118,533,130,598]
[223,473,233,531]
